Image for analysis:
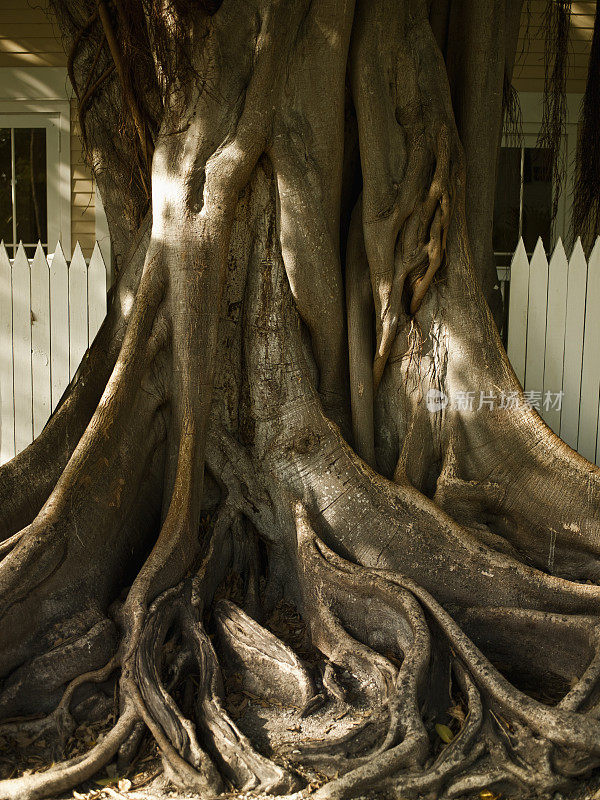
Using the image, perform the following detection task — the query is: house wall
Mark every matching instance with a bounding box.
[70,99,95,253]
[0,0,596,259]
[0,0,96,257]
[514,0,596,93]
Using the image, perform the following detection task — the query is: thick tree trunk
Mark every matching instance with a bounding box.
[442,0,524,327]
[1,1,599,799]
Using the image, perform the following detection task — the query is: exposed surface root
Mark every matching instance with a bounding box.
[290,507,600,798]
[184,605,298,794]
[213,600,314,708]
[3,0,600,799]
[0,708,137,800]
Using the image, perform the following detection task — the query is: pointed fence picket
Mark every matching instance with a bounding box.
[88,242,107,344]
[524,239,548,403]
[0,241,108,464]
[0,245,13,464]
[507,235,600,465]
[579,238,600,462]
[31,244,51,439]
[3,234,600,469]
[69,243,88,381]
[542,239,568,433]
[50,242,69,411]
[12,245,32,454]
[561,239,588,451]
[507,238,529,385]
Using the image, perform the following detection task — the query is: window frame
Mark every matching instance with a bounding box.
[0,114,60,254]
[494,134,556,262]
[0,68,71,257]
[495,91,581,284]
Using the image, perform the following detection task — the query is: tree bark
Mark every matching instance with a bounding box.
[443,0,524,327]
[0,1,599,799]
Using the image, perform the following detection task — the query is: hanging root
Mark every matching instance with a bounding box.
[408,124,452,315]
[351,0,457,392]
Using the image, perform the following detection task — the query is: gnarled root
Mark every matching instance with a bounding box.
[290,504,600,799]
[3,1,600,799]
[351,0,457,392]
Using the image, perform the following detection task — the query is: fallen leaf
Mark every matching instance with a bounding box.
[435,723,454,744]
[95,777,117,786]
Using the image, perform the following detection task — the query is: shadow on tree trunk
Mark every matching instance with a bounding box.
[1,0,600,798]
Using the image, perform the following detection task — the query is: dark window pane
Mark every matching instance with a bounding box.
[0,129,12,248]
[493,147,521,253]
[522,147,552,252]
[14,127,47,246]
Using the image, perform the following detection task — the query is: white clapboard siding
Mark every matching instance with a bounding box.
[542,239,568,433]
[561,239,588,450]
[0,241,108,465]
[0,243,14,463]
[524,238,549,398]
[507,238,529,385]
[578,237,600,462]
[12,244,32,453]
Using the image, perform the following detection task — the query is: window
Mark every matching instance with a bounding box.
[493,143,553,270]
[0,126,47,257]
[0,67,72,258]
[0,112,66,258]
[492,92,581,276]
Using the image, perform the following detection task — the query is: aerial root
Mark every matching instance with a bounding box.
[346,196,376,467]
[409,123,452,314]
[370,123,453,389]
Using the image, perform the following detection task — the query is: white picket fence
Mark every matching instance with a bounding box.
[507,236,600,465]
[1,234,600,469]
[0,241,107,464]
